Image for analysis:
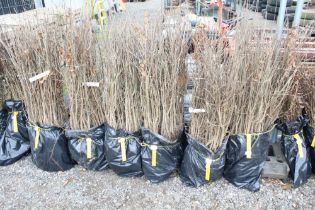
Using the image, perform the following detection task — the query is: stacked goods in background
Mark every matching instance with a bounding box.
[262,0,295,22]
[0,0,35,15]
[249,0,267,12]
[300,9,315,27]
[180,21,309,190]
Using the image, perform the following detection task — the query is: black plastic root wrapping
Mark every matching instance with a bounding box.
[276,114,312,187]
[180,134,227,187]
[223,127,280,192]
[0,100,30,166]
[104,124,143,177]
[27,123,75,172]
[140,128,184,183]
[66,124,109,171]
[304,125,315,174]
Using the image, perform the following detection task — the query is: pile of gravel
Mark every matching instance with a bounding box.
[0,156,314,209]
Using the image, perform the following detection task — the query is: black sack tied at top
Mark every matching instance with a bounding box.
[104,124,143,177]
[140,128,184,183]
[0,100,30,166]
[66,124,109,171]
[224,126,280,192]
[276,114,312,187]
[27,123,75,172]
[304,124,315,174]
[180,134,227,187]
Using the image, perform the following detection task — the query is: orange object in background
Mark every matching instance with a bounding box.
[217,0,223,33]
[119,0,126,10]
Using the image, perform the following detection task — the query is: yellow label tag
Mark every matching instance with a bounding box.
[86,138,92,159]
[246,134,252,159]
[118,138,127,162]
[205,158,212,181]
[12,112,18,133]
[293,134,303,158]
[95,1,106,26]
[151,145,158,167]
[34,127,41,150]
[311,136,315,148]
[85,0,90,17]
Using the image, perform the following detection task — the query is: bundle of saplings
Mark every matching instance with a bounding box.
[303,74,315,174]
[0,100,30,166]
[59,20,110,171]
[0,14,86,170]
[100,21,144,177]
[222,25,299,191]
[280,39,315,175]
[27,122,75,171]
[276,112,312,187]
[180,29,233,187]
[135,15,189,183]
[304,118,315,174]
[0,15,70,127]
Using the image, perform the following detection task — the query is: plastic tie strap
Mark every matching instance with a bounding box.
[311,136,315,148]
[118,137,127,162]
[245,134,252,159]
[34,127,41,150]
[12,111,19,133]
[150,145,158,167]
[205,158,212,181]
[86,138,92,159]
[293,134,304,158]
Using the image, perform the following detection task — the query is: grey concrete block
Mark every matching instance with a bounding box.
[262,142,289,179]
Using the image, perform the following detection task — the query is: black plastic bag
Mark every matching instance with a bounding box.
[224,126,280,192]
[304,125,315,174]
[0,100,30,166]
[104,124,142,177]
[27,123,75,172]
[66,124,109,171]
[140,128,183,183]
[276,115,312,187]
[180,134,227,187]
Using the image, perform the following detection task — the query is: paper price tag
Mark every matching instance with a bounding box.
[189,107,206,113]
[82,82,100,87]
[29,71,50,83]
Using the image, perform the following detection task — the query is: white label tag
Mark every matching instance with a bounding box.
[189,107,206,113]
[29,71,50,83]
[82,82,100,87]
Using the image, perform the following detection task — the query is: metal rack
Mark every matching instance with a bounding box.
[0,0,35,15]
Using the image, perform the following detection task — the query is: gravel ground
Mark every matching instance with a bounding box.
[0,156,314,209]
